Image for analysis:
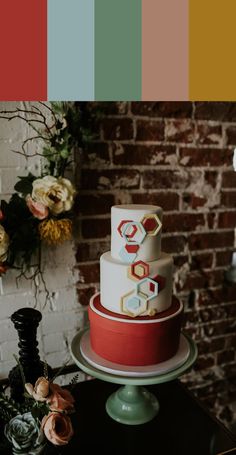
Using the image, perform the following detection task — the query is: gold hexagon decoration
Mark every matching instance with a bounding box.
[120,290,147,317]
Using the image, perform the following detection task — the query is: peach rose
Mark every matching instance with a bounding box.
[47,384,75,413]
[25,377,50,402]
[26,196,49,220]
[0,263,8,275]
[42,412,73,446]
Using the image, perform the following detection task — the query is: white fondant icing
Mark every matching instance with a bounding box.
[111,205,163,262]
[100,251,173,316]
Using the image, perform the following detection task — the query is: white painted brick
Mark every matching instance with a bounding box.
[43,332,66,354]
[0,339,19,361]
[0,292,34,320]
[0,360,15,380]
[40,287,78,314]
[39,267,75,291]
[45,350,72,369]
[1,269,33,295]
[41,310,84,336]
[0,319,17,342]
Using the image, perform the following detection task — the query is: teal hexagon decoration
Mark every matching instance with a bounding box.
[122,221,146,245]
[136,278,158,301]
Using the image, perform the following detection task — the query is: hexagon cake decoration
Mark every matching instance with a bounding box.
[141,213,162,236]
[128,260,150,281]
[120,290,147,317]
[136,277,159,301]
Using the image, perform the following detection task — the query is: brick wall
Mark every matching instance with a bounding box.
[75,102,236,427]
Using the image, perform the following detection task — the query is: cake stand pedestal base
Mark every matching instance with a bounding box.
[70,329,197,426]
[106,384,159,425]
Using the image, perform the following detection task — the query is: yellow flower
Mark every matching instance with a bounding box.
[39,219,72,245]
[0,225,9,262]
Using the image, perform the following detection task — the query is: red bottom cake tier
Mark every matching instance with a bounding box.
[88,293,183,366]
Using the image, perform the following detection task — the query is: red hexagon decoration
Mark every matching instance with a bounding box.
[117,220,133,238]
[128,260,150,281]
[125,244,139,254]
[141,214,162,236]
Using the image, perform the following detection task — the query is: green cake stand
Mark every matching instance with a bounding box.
[70,329,197,426]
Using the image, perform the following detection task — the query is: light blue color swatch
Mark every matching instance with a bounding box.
[48,0,94,100]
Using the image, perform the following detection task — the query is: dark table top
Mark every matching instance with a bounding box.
[1,378,236,455]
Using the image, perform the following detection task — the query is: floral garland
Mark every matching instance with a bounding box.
[0,102,94,305]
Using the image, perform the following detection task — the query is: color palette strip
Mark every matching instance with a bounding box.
[0,0,236,101]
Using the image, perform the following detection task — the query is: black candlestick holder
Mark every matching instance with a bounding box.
[8,307,53,401]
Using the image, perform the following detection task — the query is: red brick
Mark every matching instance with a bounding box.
[101,118,133,140]
[207,213,217,230]
[225,125,236,145]
[199,306,229,323]
[218,211,236,228]
[180,269,224,291]
[82,218,110,239]
[165,119,194,143]
[77,263,100,284]
[76,241,110,262]
[162,235,187,254]
[182,193,207,209]
[131,102,193,118]
[195,102,236,121]
[194,355,215,371]
[225,334,236,349]
[77,286,96,306]
[81,169,140,190]
[203,319,236,337]
[163,213,205,233]
[131,192,179,211]
[142,169,201,189]
[190,253,214,270]
[217,349,235,365]
[198,285,236,306]
[196,123,222,145]
[189,231,234,250]
[75,193,115,216]
[221,191,236,208]
[197,338,225,355]
[216,250,234,267]
[180,147,233,167]
[82,143,110,165]
[222,171,236,188]
[88,101,128,115]
[112,144,176,165]
[136,119,164,141]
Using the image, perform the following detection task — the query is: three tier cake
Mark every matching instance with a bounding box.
[88,204,183,366]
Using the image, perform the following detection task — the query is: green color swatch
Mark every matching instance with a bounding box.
[95,0,142,101]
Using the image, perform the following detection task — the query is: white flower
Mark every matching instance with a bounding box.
[32,176,76,216]
[0,224,9,262]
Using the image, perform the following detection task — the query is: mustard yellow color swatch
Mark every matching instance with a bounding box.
[189,0,236,100]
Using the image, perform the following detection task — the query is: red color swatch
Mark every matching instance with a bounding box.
[0,0,47,100]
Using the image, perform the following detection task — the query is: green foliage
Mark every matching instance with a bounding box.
[1,194,39,268]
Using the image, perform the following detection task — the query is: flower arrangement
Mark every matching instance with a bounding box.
[0,102,94,304]
[0,373,75,454]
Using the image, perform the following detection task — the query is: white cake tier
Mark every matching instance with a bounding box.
[100,251,173,317]
[111,204,163,263]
